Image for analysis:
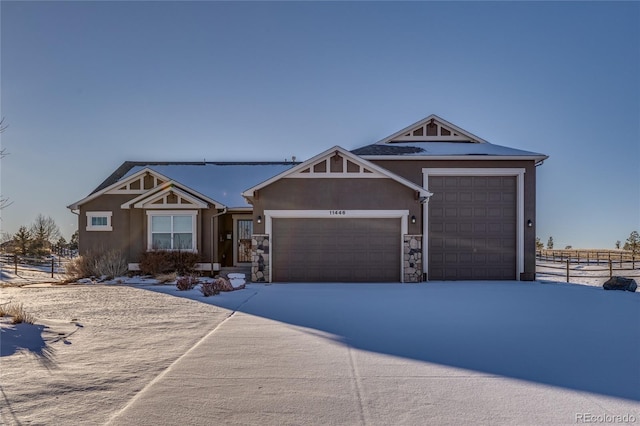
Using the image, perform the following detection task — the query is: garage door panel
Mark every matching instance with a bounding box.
[273,218,400,282]
[429,175,517,280]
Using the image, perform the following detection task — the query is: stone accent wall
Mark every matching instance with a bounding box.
[404,235,423,283]
[251,234,270,282]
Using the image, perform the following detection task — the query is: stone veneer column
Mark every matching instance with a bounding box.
[251,235,270,282]
[403,235,423,283]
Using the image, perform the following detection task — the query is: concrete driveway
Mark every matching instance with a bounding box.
[107,283,640,426]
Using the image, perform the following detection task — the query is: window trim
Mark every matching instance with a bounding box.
[86,211,113,231]
[146,210,198,252]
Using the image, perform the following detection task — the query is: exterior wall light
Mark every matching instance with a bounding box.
[411,215,417,224]
[257,215,262,224]
[527,219,533,228]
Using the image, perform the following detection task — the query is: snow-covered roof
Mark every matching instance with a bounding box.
[69,162,298,210]
[122,163,298,208]
[352,142,548,161]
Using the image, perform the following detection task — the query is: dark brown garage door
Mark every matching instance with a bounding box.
[272,218,401,282]
[429,176,517,280]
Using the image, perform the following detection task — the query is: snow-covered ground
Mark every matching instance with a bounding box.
[0,264,640,425]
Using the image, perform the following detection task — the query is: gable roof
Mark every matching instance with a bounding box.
[120,179,217,210]
[242,146,432,201]
[68,161,298,210]
[375,114,487,144]
[352,141,548,161]
[353,114,548,163]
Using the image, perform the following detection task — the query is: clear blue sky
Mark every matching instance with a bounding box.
[1,1,638,249]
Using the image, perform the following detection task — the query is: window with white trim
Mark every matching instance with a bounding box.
[147,211,197,251]
[86,211,113,231]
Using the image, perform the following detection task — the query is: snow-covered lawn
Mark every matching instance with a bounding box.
[1,280,638,425]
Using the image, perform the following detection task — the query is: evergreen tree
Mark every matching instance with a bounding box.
[535,237,544,250]
[623,231,640,255]
[13,226,31,255]
[69,230,79,251]
[547,236,554,249]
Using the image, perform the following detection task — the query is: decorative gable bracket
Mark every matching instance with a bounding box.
[106,170,167,194]
[288,150,384,178]
[121,185,209,210]
[376,114,487,144]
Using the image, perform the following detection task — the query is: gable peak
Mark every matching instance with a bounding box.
[376,114,487,144]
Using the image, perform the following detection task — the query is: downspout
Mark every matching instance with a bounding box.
[210,207,227,276]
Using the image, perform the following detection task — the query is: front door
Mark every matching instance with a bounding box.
[237,219,253,263]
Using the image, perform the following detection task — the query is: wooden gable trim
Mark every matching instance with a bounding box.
[105,169,168,194]
[242,146,432,200]
[68,167,174,210]
[375,114,487,145]
[288,149,386,179]
[128,186,209,209]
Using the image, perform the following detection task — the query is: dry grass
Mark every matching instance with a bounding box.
[0,302,35,324]
[155,272,177,284]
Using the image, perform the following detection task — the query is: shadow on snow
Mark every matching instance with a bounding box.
[146,281,640,401]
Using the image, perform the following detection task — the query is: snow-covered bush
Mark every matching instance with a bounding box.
[199,281,220,297]
[176,275,199,291]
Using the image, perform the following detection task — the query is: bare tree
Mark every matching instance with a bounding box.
[0,117,11,209]
[30,214,61,255]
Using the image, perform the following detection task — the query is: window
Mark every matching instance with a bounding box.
[147,211,197,251]
[86,211,113,231]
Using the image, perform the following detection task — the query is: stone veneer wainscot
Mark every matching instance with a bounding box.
[404,235,423,283]
[251,235,270,282]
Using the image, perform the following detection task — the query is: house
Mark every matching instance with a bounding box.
[68,114,547,282]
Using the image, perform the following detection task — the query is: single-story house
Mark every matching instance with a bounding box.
[68,114,547,282]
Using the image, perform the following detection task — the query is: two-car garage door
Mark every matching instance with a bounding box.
[272,218,401,282]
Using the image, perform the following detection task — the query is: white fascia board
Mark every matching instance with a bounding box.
[241,146,346,198]
[133,186,209,209]
[361,154,549,162]
[242,145,432,199]
[374,114,488,145]
[67,167,171,210]
[121,180,225,210]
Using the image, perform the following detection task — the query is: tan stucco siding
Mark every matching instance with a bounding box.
[78,193,225,265]
[251,178,422,235]
[79,194,135,262]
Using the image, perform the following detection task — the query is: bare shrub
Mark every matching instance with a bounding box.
[176,275,199,291]
[65,249,127,280]
[139,251,172,275]
[0,302,35,324]
[214,276,234,291]
[199,281,219,297]
[139,250,199,275]
[171,251,199,275]
[155,272,177,284]
[65,255,94,280]
[92,249,127,278]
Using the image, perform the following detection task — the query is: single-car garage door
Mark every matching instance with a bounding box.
[429,176,517,280]
[272,218,401,282]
